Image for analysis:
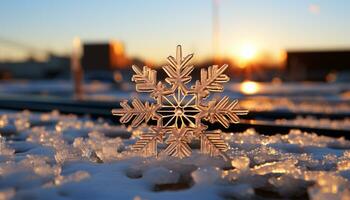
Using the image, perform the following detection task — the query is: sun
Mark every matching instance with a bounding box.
[239,43,257,61]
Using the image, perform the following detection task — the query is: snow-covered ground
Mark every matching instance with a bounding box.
[240,97,350,114]
[275,116,350,131]
[0,110,349,200]
[1,81,349,115]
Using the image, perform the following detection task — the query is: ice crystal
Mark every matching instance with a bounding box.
[112,45,248,160]
[0,135,14,157]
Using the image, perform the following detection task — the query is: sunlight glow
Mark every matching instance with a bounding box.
[240,81,260,95]
[239,43,257,61]
[234,42,259,68]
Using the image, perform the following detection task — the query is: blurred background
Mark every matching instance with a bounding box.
[0,0,349,132]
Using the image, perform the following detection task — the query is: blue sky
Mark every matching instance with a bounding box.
[0,0,349,62]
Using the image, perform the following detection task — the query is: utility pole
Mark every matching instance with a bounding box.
[71,37,84,100]
[212,0,220,64]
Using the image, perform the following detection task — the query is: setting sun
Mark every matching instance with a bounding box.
[232,42,259,68]
[239,43,257,61]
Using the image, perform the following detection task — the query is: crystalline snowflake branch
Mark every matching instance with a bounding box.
[163,47,194,92]
[192,64,229,98]
[132,126,163,156]
[112,45,248,160]
[164,128,192,159]
[131,65,157,93]
[203,97,249,128]
[112,99,159,127]
[200,130,229,159]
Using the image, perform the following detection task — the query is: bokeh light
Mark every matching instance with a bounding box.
[240,81,260,95]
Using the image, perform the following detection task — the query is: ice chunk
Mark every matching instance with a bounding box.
[0,115,8,128]
[54,145,80,164]
[191,167,220,185]
[298,171,349,200]
[253,159,298,175]
[20,155,61,177]
[283,129,350,148]
[0,135,14,157]
[220,184,255,199]
[14,117,30,132]
[231,156,250,171]
[268,175,309,197]
[72,131,124,162]
[0,188,15,200]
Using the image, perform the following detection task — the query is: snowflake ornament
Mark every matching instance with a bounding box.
[112,45,248,160]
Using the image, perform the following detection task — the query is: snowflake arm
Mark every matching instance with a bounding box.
[164,128,192,158]
[200,130,229,161]
[132,65,157,93]
[111,98,159,127]
[201,96,248,128]
[162,45,194,91]
[192,64,229,98]
[132,127,163,156]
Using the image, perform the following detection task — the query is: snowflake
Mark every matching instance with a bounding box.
[112,45,248,160]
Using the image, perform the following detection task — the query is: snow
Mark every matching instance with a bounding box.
[0,110,349,199]
[1,80,349,115]
[240,97,350,114]
[276,116,350,130]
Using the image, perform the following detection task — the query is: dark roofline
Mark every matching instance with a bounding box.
[286,48,350,54]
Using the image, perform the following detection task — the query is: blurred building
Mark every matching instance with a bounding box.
[0,54,70,79]
[82,41,130,70]
[286,50,350,81]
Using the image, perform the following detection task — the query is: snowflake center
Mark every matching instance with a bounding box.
[174,107,184,116]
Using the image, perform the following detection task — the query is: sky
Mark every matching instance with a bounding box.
[0,0,349,63]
